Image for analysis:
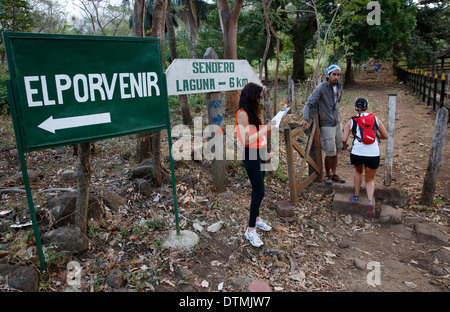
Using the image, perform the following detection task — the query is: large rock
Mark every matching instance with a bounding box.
[374,187,409,208]
[378,205,403,224]
[13,169,44,184]
[248,280,272,292]
[275,200,294,217]
[0,264,40,292]
[332,184,409,209]
[42,225,89,253]
[131,159,154,179]
[102,190,127,211]
[106,269,124,289]
[332,188,374,216]
[414,223,448,247]
[60,169,77,183]
[45,193,103,227]
[134,178,153,197]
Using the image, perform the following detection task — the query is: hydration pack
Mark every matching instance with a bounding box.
[352,113,378,144]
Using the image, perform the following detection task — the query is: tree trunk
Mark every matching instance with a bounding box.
[167,1,193,125]
[217,0,244,115]
[150,0,168,187]
[259,23,271,81]
[75,142,91,234]
[345,58,354,84]
[134,0,151,163]
[132,0,145,37]
[180,0,199,58]
[166,1,177,62]
[292,45,306,82]
[262,0,280,116]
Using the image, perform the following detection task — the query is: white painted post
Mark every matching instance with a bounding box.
[384,94,396,186]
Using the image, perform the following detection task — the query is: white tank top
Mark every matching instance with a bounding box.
[351,113,380,157]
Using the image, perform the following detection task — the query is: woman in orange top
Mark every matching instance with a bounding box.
[236,82,275,247]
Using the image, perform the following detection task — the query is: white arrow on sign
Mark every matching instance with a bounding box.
[38,113,111,133]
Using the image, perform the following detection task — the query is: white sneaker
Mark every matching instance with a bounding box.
[255,218,272,231]
[244,228,264,247]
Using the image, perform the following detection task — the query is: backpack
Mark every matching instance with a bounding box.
[351,113,378,144]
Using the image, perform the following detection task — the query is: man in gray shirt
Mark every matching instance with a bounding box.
[299,64,346,185]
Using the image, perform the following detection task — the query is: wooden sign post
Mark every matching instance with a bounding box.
[204,48,227,192]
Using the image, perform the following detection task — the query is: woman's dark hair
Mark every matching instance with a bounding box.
[238,83,263,126]
[354,98,369,113]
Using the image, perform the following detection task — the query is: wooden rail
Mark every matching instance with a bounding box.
[396,67,448,111]
[284,115,322,205]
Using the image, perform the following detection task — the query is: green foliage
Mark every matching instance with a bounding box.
[402,0,450,67]
[0,0,34,60]
[0,73,9,114]
[236,3,275,65]
[197,8,224,58]
[0,0,34,34]
[336,0,417,64]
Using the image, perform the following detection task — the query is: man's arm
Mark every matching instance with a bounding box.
[300,84,322,127]
[342,118,352,149]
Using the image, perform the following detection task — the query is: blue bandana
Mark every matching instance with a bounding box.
[326,64,341,77]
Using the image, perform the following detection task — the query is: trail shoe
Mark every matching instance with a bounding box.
[244,228,264,247]
[349,195,359,204]
[325,175,333,185]
[256,218,272,231]
[366,201,375,218]
[332,174,346,183]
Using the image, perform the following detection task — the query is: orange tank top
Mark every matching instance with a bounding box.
[235,109,267,149]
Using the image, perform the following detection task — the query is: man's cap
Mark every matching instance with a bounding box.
[326,64,341,77]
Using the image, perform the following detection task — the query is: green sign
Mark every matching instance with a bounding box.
[4,32,169,152]
[4,32,180,271]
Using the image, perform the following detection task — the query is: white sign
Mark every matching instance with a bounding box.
[165,59,262,96]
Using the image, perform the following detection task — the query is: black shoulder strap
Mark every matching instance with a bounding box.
[351,116,359,134]
[351,116,361,142]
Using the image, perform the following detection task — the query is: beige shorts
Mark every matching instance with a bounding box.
[320,124,342,157]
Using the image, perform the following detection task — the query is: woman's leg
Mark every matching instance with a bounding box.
[354,165,364,196]
[364,167,377,202]
[243,159,265,228]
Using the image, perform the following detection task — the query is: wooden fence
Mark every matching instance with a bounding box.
[284,115,322,205]
[396,67,448,111]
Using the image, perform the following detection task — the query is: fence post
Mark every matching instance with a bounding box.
[421,106,449,205]
[420,71,425,97]
[422,72,427,102]
[414,71,418,93]
[287,75,294,113]
[427,73,432,106]
[284,127,297,205]
[384,94,396,186]
[440,74,446,108]
[433,74,438,110]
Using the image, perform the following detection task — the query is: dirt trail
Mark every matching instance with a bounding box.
[338,66,450,202]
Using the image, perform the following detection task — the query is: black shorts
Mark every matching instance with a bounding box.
[350,154,380,169]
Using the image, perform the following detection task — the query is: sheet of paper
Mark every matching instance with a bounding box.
[271,107,290,127]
